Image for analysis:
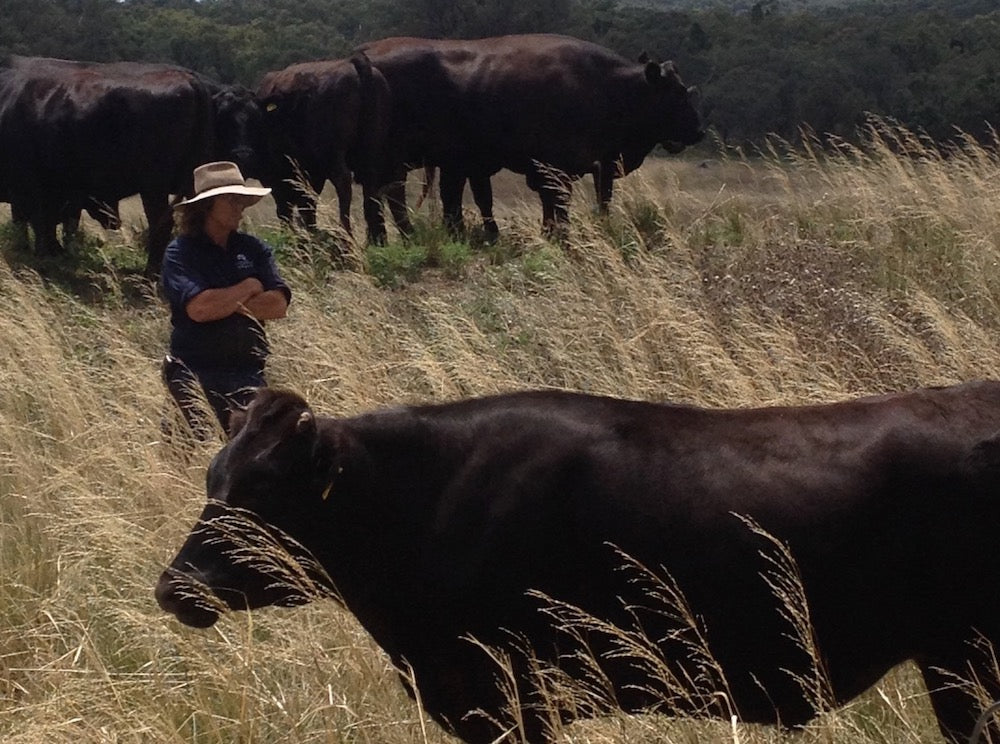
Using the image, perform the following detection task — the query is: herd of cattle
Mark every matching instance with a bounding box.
[0,34,705,275]
[156,381,1000,744]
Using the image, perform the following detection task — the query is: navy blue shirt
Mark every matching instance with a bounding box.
[161,231,291,370]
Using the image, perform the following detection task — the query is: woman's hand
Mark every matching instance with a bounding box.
[186,277,266,323]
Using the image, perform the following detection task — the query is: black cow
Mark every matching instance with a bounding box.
[156,382,1000,744]
[0,55,258,275]
[252,53,396,242]
[357,34,704,239]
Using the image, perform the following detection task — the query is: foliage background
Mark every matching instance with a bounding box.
[3,0,1000,147]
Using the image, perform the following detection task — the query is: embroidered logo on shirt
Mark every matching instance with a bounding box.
[236,253,253,272]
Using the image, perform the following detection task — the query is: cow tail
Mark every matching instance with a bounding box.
[350,52,377,179]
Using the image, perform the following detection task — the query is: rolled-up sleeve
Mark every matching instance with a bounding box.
[161,239,208,314]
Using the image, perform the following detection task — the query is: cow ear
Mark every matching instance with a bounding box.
[310,425,354,502]
[644,61,663,84]
[228,407,249,438]
[637,51,651,64]
[296,410,317,437]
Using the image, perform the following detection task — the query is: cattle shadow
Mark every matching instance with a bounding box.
[0,220,158,308]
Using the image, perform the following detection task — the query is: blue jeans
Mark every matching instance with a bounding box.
[161,355,266,438]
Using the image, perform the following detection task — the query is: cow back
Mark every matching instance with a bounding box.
[358,34,702,178]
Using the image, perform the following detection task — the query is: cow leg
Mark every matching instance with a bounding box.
[594,159,615,214]
[298,175,326,230]
[469,175,499,243]
[271,181,316,229]
[526,168,571,239]
[271,182,298,226]
[525,171,553,231]
[9,203,30,250]
[918,649,1000,744]
[60,207,83,246]
[298,197,319,229]
[383,173,413,238]
[10,220,30,251]
[31,216,62,255]
[141,191,172,277]
[332,168,353,235]
[407,651,555,744]
[439,169,466,237]
[360,176,388,245]
[551,175,572,229]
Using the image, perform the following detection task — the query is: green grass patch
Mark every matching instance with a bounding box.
[365,241,430,288]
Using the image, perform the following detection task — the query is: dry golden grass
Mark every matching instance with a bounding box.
[4,120,1000,742]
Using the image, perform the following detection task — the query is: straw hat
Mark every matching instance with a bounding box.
[175,161,271,207]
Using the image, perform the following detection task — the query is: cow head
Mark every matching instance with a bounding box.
[212,84,266,178]
[250,90,321,225]
[155,388,345,628]
[638,53,704,154]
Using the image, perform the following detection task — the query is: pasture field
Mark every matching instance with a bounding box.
[4,121,1000,742]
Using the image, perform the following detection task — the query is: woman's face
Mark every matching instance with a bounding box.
[206,194,252,236]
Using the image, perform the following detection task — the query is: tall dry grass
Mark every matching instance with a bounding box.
[3,120,1000,742]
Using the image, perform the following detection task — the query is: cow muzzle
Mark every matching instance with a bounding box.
[154,569,224,628]
[663,130,705,153]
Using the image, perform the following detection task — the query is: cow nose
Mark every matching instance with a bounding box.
[154,570,221,628]
[154,570,184,613]
[230,146,259,174]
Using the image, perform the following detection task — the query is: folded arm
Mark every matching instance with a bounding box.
[185,277,264,323]
[241,288,289,320]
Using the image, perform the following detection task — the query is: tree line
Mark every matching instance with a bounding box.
[3,0,999,148]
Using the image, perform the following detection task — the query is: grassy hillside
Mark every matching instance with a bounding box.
[3,120,1000,742]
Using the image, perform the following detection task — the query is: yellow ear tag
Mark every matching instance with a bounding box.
[321,482,333,501]
[266,102,278,112]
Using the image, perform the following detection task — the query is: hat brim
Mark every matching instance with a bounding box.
[175,184,272,208]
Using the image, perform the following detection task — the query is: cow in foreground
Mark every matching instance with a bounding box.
[252,53,395,242]
[0,55,259,275]
[156,382,1000,743]
[358,34,704,239]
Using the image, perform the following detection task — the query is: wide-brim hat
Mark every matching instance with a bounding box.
[175,161,271,208]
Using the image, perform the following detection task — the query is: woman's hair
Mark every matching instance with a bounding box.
[175,197,215,237]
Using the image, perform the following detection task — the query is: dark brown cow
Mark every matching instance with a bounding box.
[252,53,395,242]
[357,34,704,239]
[0,55,258,274]
[157,382,1000,743]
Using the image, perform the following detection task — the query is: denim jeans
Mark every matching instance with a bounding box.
[161,354,266,438]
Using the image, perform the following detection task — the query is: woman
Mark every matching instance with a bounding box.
[161,161,291,437]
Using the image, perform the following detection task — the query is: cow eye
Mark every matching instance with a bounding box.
[225,467,282,510]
